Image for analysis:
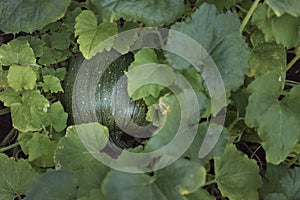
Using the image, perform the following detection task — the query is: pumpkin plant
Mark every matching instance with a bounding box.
[0,0,299,199]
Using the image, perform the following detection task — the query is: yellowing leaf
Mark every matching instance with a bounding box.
[247,42,286,78]
[7,65,37,92]
[0,39,36,66]
[10,90,50,132]
[0,88,21,107]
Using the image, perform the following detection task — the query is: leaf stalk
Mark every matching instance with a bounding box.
[240,0,260,33]
[0,142,19,153]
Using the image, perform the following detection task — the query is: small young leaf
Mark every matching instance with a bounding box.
[40,75,63,93]
[38,47,72,66]
[18,36,45,57]
[127,49,169,100]
[7,65,37,91]
[48,101,68,132]
[43,68,67,81]
[0,88,21,107]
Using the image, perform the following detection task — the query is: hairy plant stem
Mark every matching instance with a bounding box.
[240,0,260,33]
[286,52,300,71]
[0,142,19,153]
[0,107,10,115]
[203,179,217,187]
[286,156,298,168]
[0,128,16,146]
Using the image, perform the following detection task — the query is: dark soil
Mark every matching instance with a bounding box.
[0,102,12,142]
[287,53,300,83]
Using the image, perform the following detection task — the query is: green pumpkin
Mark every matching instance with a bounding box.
[62,51,150,149]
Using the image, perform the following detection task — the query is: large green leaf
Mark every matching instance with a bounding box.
[252,4,300,47]
[259,164,289,198]
[214,144,262,200]
[183,122,229,165]
[199,0,236,10]
[245,72,300,164]
[26,170,77,200]
[75,10,118,59]
[165,3,249,93]
[54,123,109,171]
[90,0,185,26]
[0,39,36,66]
[247,42,286,78]
[0,0,71,33]
[265,193,287,200]
[40,75,63,93]
[266,0,300,17]
[279,167,300,199]
[102,159,206,200]
[259,164,300,199]
[0,153,38,200]
[185,189,215,200]
[76,161,110,197]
